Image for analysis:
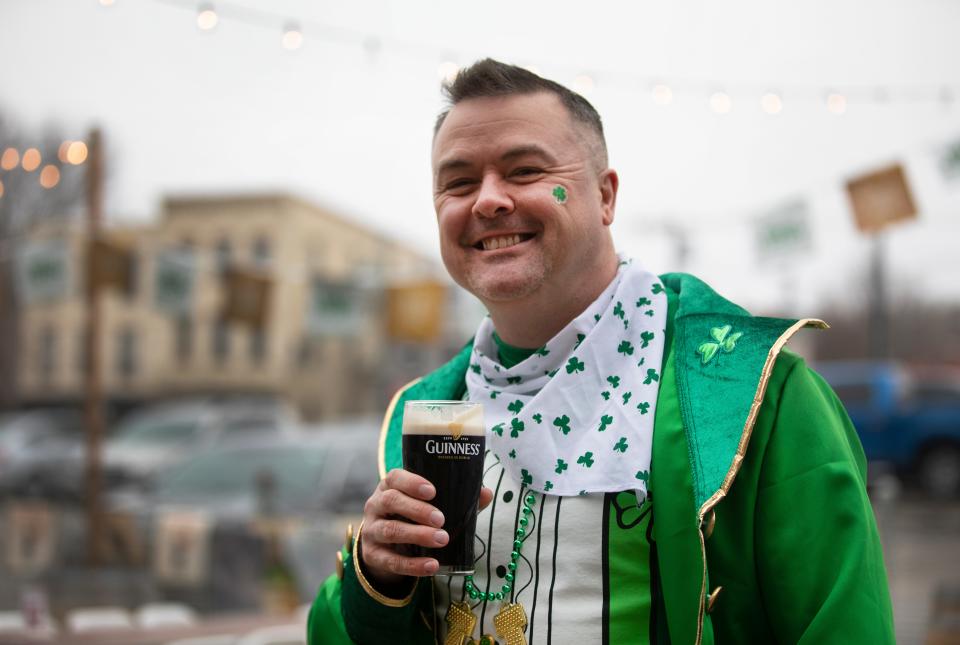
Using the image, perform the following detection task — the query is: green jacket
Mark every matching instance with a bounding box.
[308,274,895,644]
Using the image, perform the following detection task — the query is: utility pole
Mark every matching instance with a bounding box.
[84,128,105,565]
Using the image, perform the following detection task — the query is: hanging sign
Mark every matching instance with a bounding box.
[15,239,71,304]
[755,198,813,263]
[845,163,918,233]
[154,249,195,315]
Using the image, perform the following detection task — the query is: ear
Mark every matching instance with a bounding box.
[598,169,618,226]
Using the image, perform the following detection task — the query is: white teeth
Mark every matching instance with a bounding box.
[482,234,523,251]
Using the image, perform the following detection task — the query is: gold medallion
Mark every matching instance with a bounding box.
[444,601,477,645]
[493,602,528,645]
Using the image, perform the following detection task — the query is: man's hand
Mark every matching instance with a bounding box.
[360,468,493,587]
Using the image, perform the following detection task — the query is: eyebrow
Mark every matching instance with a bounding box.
[435,144,558,179]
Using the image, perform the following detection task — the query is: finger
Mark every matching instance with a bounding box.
[377,488,445,527]
[370,518,449,548]
[383,468,436,501]
[365,543,440,578]
[478,486,494,511]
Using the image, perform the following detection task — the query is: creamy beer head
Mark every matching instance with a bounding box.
[402,401,485,575]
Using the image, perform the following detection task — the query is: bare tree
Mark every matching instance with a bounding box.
[0,113,87,409]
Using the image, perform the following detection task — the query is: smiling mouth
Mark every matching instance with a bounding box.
[475,233,535,251]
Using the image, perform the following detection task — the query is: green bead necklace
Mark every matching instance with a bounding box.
[464,491,537,602]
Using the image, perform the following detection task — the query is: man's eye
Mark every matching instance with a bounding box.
[511,167,543,178]
[444,179,474,191]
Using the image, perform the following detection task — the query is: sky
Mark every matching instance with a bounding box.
[1,0,959,317]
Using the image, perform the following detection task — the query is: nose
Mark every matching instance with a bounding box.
[471,173,514,219]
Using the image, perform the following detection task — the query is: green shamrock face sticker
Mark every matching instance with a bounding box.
[552,185,568,203]
[555,458,568,474]
[510,418,525,438]
[553,415,572,435]
[577,452,595,468]
[613,437,628,453]
[507,399,524,414]
[598,414,614,432]
[696,325,744,365]
[566,357,585,374]
[617,341,634,356]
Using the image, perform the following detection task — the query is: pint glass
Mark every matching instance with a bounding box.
[402,401,485,575]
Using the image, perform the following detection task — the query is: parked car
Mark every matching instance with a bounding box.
[104,397,301,488]
[106,419,379,611]
[816,361,960,498]
[0,408,86,501]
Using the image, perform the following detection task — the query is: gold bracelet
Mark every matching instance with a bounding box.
[352,520,419,608]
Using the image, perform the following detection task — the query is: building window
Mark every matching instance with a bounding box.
[252,236,271,269]
[176,317,193,364]
[216,238,232,276]
[39,325,57,385]
[250,328,266,365]
[212,317,230,364]
[116,326,137,380]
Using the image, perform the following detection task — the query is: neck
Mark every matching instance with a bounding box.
[486,255,619,348]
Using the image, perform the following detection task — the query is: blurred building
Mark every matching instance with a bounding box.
[15,193,456,420]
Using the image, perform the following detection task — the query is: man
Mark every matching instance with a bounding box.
[308,59,894,644]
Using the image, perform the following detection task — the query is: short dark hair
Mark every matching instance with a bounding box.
[434,58,608,168]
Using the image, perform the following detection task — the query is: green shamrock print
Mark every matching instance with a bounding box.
[637,401,650,415]
[510,418,525,438]
[544,481,554,491]
[521,469,533,486]
[696,324,744,365]
[613,301,625,320]
[574,333,586,349]
[601,391,611,401]
[606,375,620,388]
[594,314,601,322]
[566,357,585,374]
[652,283,664,294]
[470,363,481,374]
[506,376,522,385]
[637,357,646,366]
[555,458,568,474]
[640,331,655,349]
[598,414,614,432]
[613,437,628,453]
[532,413,543,424]
[548,369,559,378]
[643,369,660,385]
[535,346,550,357]
[483,375,493,384]
[622,391,632,405]
[491,423,504,437]
[494,365,500,372]
[644,309,655,317]
[490,391,500,399]
[507,399,524,414]
[579,490,588,496]
[552,185,567,203]
[509,449,517,459]
[553,415,572,435]
[577,452,595,468]
[617,340,634,356]
[636,296,652,307]
[635,469,650,483]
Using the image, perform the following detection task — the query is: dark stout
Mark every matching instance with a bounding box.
[403,433,485,574]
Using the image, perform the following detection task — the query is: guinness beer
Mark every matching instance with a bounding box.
[402,401,485,575]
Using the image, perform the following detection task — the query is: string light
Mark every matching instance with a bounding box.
[761,92,783,115]
[39,165,61,189]
[66,141,89,165]
[197,4,218,31]
[709,91,732,114]
[21,148,41,172]
[438,61,459,84]
[1,148,18,171]
[826,92,847,115]
[281,23,303,50]
[573,74,595,94]
[652,84,673,106]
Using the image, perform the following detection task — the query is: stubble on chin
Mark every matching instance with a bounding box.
[464,257,551,304]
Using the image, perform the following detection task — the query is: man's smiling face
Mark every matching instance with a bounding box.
[432,92,617,307]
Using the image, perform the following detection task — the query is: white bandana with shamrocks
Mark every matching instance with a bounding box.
[466,259,667,499]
